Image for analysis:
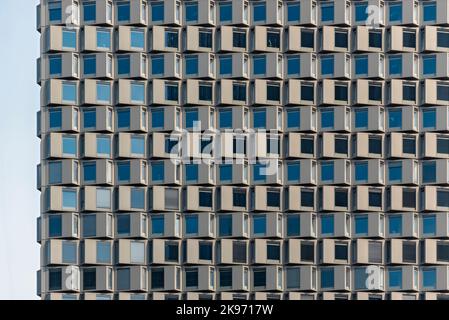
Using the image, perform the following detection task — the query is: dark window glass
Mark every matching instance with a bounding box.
[233,241,247,263]
[335,189,348,207]
[267,190,280,207]
[233,83,246,101]
[49,269,62,291]
[233,31,246,48]
[437,138,449,154]
[335,84,348,101]
[199,242,212,260]
[335,137,348,154]
[369,84,382,101]
[253,268,266,287]
[437,31,449,48]
[403,84,416,101]
[199,189,213,207]
[165,243,179,262]
[185,269,198,287]
[437,243,449,262]
[267,243,280,260]
[301,242,315,262]
[403,137,416,154]
[267,83,280,101]
[301,29,314,48]
[301,84,314,101]
[437,190,449,207]
[335,31,348,48]
[335,243,348,260]
[151,269,164,289]
[369,136,382,154]
[83,268,96,290]
[267,31,280,48]
[199,83,212,101]
[301,189,314,207]
[368,190,382,207]
[403,31,416,48]
[199,30,212,48]
[233,188,247,207]
[369,30,382,48]
[437,84,449,101]
[402,242,416,263]
[402,189,416,208]
[301,137,314,154]
[219,268,233,287]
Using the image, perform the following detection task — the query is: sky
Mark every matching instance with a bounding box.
[0,0,41,299]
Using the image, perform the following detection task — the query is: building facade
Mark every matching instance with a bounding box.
[36,0,449,300]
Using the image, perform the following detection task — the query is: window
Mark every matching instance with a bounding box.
[437,189,449,207]
[403,83,416,102]
[83,162,96,182]
[389,215,402,235]
[437,83,449,101]
[185,109,199,129]
[369,136,382,154]
[355,1,368,22]
[267,83,280,101]
[49,1,62,22]
[62,29,76,49]
[96,136,110,156]
[199,82,212,101]
[185,268,198,287]
[369,189,382,207]
[369,83,382,101]
[253,268,266,287]
[300,242,314,262]
[49,268,62,291]
[48,161,62,184]
[389,2,402,22]
[84,55,96,75]
[83,214,96,237]
[388,162,402,182]
[233,29,246,48]
[117,55,130,75]
[321,161,334,182]
[233,82,247,101]
[423,215,436,236]
[185,1,198,21]
[151,55,164,75]
[388,268,402,289]
[267,30,280,48]
[49,215,62,237]
[287,162,300,182]
[321,109,334,129]
[403,242,416,263]
[152,1,164,21]
[355,162,368,182]
[219,164,232,182]
[423,55,436,75]
[403,136,416,154]
[355,108,368,128]
[301,137,314,154]
[96,241,111,264]
[151,268,164,289]
[233,188,246,207]
[267,189,280,207]
[335,136,348,154]
[403,189,416,208]
[219,215,232,236]
[149,215,165,237]
[117,109,130,129]
[321,268,334,288]
[253,109,266,129]
[287,2,300,22]
[437,137,449,154]
[165,82,179,101]
[199,189,213,207]
[253,2,266,22]
[287,215,300,236]
[253,55,266,75]
[165,29,178,48]
[199,29,212,48]
[131,136,145,156]
[117,162,130,182]
[117,214,131,235]
[131,188,145,210]
[422,268,436,289]
[321,2,334,22]
[369,30,382,48]
[301,83,314,101]
[62,82,77,103]
[96,29,111,49]
[199,242,212,260]
[49,109,62,130]
[422,161,436,184]
[437,242,449,261]
[253,215,266,235]
[219,108,232,129]
[334,83,348,102]
[96,188,111,209]
[267,242,280,260]
[49,55,62,75]
[219,55,232,75]
[62,135,77,155]
[321,215,334,235]
[219,1,232,22]
[355,215,368,235]
[335,243,348,260]
[96,82,111,103]
[287,56,300,75]
[355,55,368,75]
[335,189,348,207]
[403,30,416,48]
[151,108,164,129]
[335,30,348,48]
[422,109,436,129]
[62,188,77,209]
[389,109,402,128]
[233,241,247,263]
[117,1,130,21]
[301,29,314,48]
[321,56,334,75]
[423,1,436,22]
[286,109,300,129]
[301,189,314,207]
[151,162,164,182]
[389,55,402,75]
[131,82,145,103]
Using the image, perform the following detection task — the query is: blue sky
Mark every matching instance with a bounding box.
[0,0,41,299]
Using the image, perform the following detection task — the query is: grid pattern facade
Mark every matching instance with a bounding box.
[36,0,449,300]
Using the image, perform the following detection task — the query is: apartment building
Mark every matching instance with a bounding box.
[36,0,449,300]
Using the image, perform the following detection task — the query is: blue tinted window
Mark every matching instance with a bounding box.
[355,2,368,22]
[423,1,436,22]
[165,30,178,48]
[219,2,232,22]
[321,215,334,235]
[253,215,266,235]
[287,2,300,22]
[49,161,62,184]
[253,163,267,182]
[423,55,436,75]
[389,2,402,22]
[422,268,436,288]
[131,83,145,103]
[321,56,334,75]
[117,55,130,75]
[253,109,266,128]
[389,56,402,75]
[152,55,164,75]
[165,83,179,101]
[62,189,77,209]
[117,215,130,235]
[96,242,111,263]
[62,29,76,49]
[219,164,232,182]
[117,109,130,128]
[83,162,96,182]
[185,215,199,234]
[355,215,368,235]
[152,162,165,182]
[49,1,62,22]
[422,161,436,183]
[185,2,198,21]
[84,55,96,75]
[117,1,131,21]
[97,136,111,155]
[185,55,199,75]
[152,109,164,128]
[62,136,77,155]
[49,55,62,75]
[97,30,111,49]
[185,109,199,128]
[117,162,130,181]
[321,162,334,182]
[49,215,62,237]
[219,109,232,128]
[219,55,232,75]
[83,1,96,21]
[423,215,436,235]
[83,109,96,128]
[287,56,300,75]
[131,136,145,155]
[131,188,145,209]
[253,2,266,22]
[388,162,402,182]
[131,29,145,49]
[321,3,334,22]
[62,82,77,103]
[152,2,164,21]
[389,269,402,288]
[62,242,76,262]
[423,109,436,129]
[287,109,300,129]
[152,216,164,235]
[287,215,300,236]
[355,108,368,128]
[355,162,368,182]
[96,82,111,103]
[253,55,266,75]
[49,109,62,129]
[355,55,368,75]
[287,162,300,182]
[321,268,334,288]
[185,164,199,182]
[219,215,232,236]
[321,109,334,128]
[389,215,402,235]
[389,109,402,128]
